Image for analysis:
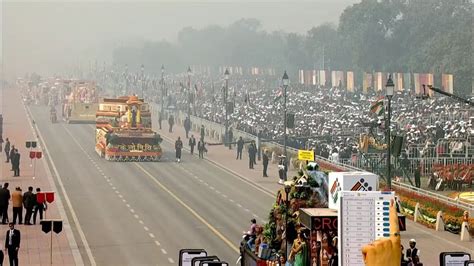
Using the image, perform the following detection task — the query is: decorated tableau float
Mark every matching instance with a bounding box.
[95,95,162,162]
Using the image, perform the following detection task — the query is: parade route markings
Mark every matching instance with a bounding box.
[62,125,176,264]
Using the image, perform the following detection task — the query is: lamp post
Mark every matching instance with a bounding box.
[284,185,291,259]
[125,64,129,95]
[187,66,192,116]
[161,65,165,113]
[141,64,145,98]
[282,71,289,159]
[224,69,230,147]
[385,74,394,190]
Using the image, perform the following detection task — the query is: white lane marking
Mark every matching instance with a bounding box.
[112,186,116,190]
[155,241,161,246]
[118,194,123,198]
[115,191,119,194]
[229,199,234,203]
[168,258,174,264]
[126,204,130,208]
[29,111,92,265]
[244,209,250,212]
[139,220,144,225]
[149,233,155,238]
[144,226,149,231]
[237,203,242,208]
[134,214,139,219]
[161,249,167,255]
[222,194,228,198]
[122,199,126,203]
[130,209,135,213]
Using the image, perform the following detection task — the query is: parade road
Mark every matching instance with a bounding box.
[27,104,473,265]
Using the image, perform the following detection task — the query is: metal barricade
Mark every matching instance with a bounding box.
[436,138,470,158]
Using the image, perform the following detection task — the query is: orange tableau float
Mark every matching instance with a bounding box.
[95,96,162,162]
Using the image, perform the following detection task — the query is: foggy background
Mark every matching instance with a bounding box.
[1,0,359,79]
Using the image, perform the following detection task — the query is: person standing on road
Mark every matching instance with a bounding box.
[0,184,10,224]
[11,188,22,225]
[175,137,183,163]
[262,150,269,177]
[197,139,205,159]
[414,165,421,188]
[8,147,15,171]
[200,125,205,142]
[236,137,244,160]
[248,142,256,169]
[4,139,10,163]
[278,157,288,184]
[33,188,46,225]
[406,239,420,265]
[12,150,20,177]
[168,114,174,133]
[5,222,20,266]
[158,111,163,130]
[189,135,196,155]
[22,187,35,225]
[184,117,191,139]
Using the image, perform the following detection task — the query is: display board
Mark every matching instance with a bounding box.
[338,191,395,266]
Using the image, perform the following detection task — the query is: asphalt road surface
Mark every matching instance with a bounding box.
[28,105,472,266]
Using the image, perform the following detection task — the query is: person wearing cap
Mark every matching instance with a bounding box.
[406,239,420,265]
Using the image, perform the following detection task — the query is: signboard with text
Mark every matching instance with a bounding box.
[298,150,314,161]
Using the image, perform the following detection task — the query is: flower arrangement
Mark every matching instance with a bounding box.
[396,187,474,236]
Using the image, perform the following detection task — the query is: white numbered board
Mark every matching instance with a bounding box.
[338,191,395,266]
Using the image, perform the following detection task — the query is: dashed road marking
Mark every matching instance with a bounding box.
[149,233,155,238]
[155,241,161,246]
[168,258,174,264]
[144,226,149,231]
[130,209,135,213]
[139,220,144,225]
[161,249,167,255]
[134,214,139,219]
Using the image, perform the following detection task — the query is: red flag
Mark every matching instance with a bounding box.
[45,192,55,203]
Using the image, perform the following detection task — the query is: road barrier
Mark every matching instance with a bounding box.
[151,104,474,214]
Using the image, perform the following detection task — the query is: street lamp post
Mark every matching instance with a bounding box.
[141,64,145,98]
[224,69,230,147]
[284,185,291,260]
[385,74,394,190]
[161,65,165,113]
[187,66,192,117]
[125,64,129,95]
[282,71,289,159]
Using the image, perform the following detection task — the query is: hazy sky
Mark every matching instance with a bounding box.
[1,0,360,79]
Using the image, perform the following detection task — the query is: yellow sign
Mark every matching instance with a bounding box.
[298,150,314,161]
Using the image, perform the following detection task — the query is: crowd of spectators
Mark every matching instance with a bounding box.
[96,70,474,164]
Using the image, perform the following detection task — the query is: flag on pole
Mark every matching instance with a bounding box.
[273,88,283,103]
[370,97,384,116]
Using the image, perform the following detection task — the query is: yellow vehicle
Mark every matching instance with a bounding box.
[95,95,162,161]
[64,80,99,123]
